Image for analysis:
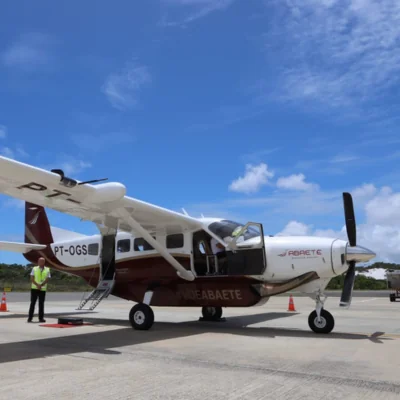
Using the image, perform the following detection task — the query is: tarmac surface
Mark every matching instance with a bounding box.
[1,291,400,399]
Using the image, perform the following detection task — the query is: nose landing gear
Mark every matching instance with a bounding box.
[308,293,335,334]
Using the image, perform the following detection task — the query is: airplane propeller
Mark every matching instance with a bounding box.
[340,192,357,308]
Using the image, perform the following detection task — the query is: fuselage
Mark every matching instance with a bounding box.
[24,214,373,308]
[47,229,349,283]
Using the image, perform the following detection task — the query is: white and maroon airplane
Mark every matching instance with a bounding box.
[0,155,376,333]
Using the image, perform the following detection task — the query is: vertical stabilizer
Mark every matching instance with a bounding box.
[24,202,54,264]
[24,202,54,246]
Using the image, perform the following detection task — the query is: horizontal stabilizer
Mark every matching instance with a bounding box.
[0,241,47,253]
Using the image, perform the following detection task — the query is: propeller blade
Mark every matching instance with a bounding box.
[339,261,356,308]
[343,192,356,246]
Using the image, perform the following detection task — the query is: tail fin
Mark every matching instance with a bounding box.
[23,202,89,265]
[23,202,54,264]
[24,202,54,246]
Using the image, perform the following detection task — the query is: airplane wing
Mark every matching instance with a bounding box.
[0,241,47,253]
[0,156,202,280]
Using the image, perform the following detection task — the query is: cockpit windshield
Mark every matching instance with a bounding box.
[208,220,261,241]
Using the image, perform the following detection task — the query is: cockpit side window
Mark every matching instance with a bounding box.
[208,220,260,241]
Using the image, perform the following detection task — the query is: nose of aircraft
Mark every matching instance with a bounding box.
[345,245,376,263]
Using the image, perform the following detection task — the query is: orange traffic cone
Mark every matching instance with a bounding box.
[288,294,296,312]
[0,291,8,312]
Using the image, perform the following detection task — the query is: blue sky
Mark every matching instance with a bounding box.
[1,0,400,266]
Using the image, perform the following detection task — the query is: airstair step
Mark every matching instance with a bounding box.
[76,280,115,311]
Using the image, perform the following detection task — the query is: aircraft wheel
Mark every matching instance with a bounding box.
[308,309,334,334]
[202,306,223,321]
[129,303,154,330]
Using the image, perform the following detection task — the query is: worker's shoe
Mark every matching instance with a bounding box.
[39,319,46,323]
[27,318,32,323]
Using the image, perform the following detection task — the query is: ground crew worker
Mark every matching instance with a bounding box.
[27,257,51,323]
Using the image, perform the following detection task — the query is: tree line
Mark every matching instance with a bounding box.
[0,262,92,292]
[327,262,399,290]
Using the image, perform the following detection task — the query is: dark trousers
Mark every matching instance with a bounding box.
[28,289,46,320]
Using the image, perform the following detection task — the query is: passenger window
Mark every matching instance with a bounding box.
[134,237,154,251]
[166,233,184,248]
[88,243,99,255]
[117,239,130,253]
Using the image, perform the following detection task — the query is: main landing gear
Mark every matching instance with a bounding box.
[129,290,155,330]
[308,292,334,334]
[128,293,226,330]
[199,306,225,322]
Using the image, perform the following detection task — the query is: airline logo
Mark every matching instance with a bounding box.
[28,209,41,225]
[278,249,322,258]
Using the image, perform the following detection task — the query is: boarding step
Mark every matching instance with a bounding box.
[76,280,115,311]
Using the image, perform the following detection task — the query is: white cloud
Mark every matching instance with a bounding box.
[263,0,400,116]
[240,147,281,163]
[40,156,92,178]
[0,145,29,160]
[229,163,274,194]
[60,160,92,176]
[357,268,387,280]
[1,32,55,72]
[0,147,14,159]
[72,132,135,152]
[15,147,29,158]
[3,198,24,209]
[276,173,318,191]
[0,125,6,139]
[364,186,400,226]
[352,183,377,201]
[102,62,151,110]
[161,0,235,25]
[0,233,24,242]
[330,154,360,163]
[276,221,312,236]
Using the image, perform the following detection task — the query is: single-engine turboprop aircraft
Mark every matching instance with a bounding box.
[0,155,376,333]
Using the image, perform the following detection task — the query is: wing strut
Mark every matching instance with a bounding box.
[116,208,195,281]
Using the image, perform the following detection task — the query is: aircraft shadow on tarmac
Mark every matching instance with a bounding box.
[0,312,393,364]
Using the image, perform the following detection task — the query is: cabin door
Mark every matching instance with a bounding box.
[100,233,116,281]
[224,222,266,276]
[192,223,267,277]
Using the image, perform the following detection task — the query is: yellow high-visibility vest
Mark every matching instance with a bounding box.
[31,266,50,291]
